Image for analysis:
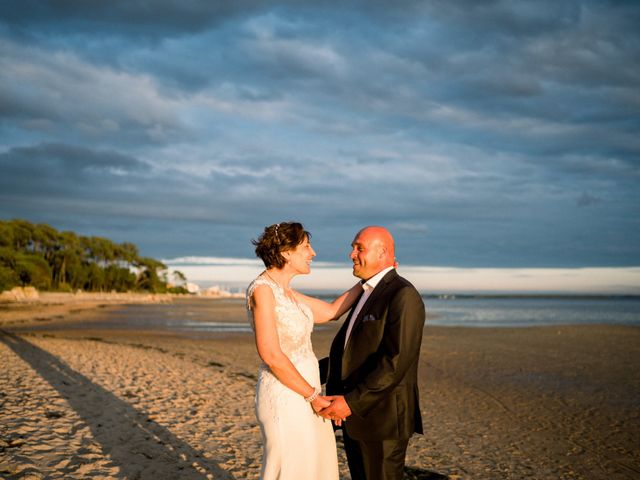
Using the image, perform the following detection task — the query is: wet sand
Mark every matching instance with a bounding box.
[1,299,639,479]
[0,290,175,329]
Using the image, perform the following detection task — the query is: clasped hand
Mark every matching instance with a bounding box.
[311,395,352,426]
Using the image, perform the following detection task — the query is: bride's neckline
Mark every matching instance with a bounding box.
[263,271,288,290]
[261,271,303,308]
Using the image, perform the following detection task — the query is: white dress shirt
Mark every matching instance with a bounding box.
[344,266,395,348]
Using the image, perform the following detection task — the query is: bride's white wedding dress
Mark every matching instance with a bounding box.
[247,274,339,480]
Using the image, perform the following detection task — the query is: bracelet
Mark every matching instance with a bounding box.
[304,386,321,403]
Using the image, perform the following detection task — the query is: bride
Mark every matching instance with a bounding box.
[246,222,362,479]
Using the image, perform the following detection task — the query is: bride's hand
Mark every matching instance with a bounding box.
[311,395,331,413]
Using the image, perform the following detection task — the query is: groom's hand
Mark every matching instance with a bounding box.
[311,395,331,413]
[319,395,352,424]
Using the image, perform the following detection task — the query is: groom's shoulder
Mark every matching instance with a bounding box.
[394,277,424,312]
[383,270,420,295]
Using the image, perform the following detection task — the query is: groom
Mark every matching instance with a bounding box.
[319,226,426,480]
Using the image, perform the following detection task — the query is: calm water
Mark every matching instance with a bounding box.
[422,296,640,327]
[12,296,640,336]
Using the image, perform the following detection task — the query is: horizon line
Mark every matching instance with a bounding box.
[163,256,640,296]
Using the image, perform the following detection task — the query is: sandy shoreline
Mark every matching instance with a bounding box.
[0,289,245,329]
[0,290,174,329]
[1,299,639,479]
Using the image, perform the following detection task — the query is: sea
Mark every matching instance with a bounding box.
[15,294,640,336]
[420,295,640,328]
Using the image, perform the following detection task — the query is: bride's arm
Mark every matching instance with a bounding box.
[293,282,362,324]
[250,285,330,411]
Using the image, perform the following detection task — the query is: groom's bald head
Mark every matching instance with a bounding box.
[350,226,396,280]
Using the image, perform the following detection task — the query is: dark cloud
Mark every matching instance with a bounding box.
[576,192,602,207]
[0,1,266,37]
[0,143,149,198]
[0,1,638,267]
[3,143,146,170]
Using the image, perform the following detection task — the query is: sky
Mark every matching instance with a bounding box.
[0,1,639,292]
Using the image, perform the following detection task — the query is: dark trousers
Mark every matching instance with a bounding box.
[343,430,410,480]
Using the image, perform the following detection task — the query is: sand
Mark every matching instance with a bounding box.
[1,298,639,479]
[0,290,175,329]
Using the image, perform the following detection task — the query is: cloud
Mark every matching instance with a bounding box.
[0,1,266,37]
[5,142,144,167]
[576,192,602,207]
[0,1,638,271]
[0,39,185,147]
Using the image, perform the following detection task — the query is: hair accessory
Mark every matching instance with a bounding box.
[274,223,280,241]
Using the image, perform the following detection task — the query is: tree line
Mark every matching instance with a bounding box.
[0,219,187,294]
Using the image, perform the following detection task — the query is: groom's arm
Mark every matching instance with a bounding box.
[318,356,329,385]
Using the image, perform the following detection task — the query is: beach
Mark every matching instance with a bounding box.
[0,289,176,328]
[1,297,639,479]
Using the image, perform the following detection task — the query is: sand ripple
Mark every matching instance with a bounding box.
[0,333,261,479]
[2,321,639,480]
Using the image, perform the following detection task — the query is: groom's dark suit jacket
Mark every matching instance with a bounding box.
[323,269,425,441]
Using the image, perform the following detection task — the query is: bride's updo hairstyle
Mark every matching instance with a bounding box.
[252,222,311,269]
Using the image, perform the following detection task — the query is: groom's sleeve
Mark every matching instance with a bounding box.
[318,356,329,385]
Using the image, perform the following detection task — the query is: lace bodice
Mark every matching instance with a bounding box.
[246,274,315,366]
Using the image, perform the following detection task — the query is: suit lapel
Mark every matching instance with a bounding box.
[343,269,398,361]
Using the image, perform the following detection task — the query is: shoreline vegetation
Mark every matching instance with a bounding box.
[0,218,189,295]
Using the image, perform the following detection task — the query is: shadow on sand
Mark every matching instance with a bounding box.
[1,331,235,479]
[404,465,449,479]
[334,432,449,479]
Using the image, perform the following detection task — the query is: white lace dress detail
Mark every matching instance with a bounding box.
[246,274,338,480]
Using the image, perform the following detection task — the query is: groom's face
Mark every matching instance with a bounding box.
[350,231,385,280]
